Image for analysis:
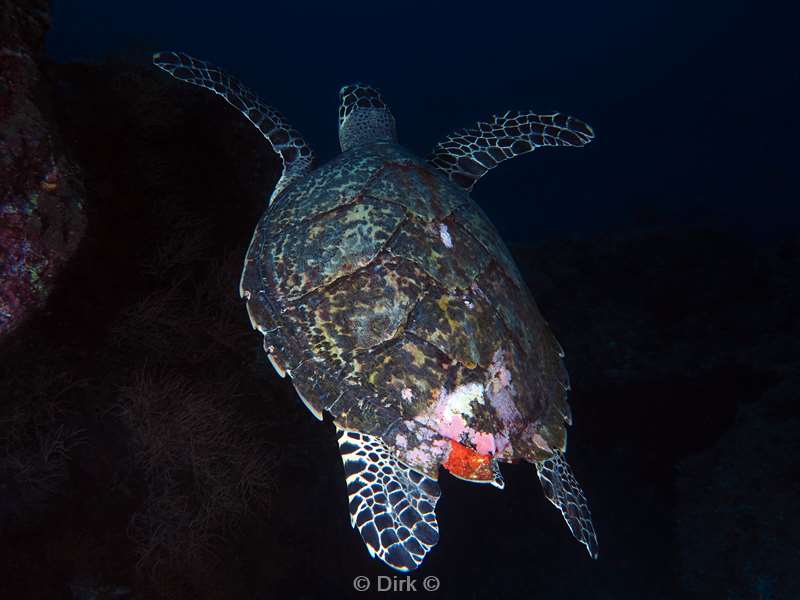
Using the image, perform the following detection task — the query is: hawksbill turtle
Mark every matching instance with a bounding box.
[154,51,598,571]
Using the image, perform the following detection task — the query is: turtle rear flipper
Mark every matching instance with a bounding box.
[337,428,440,571]
[535,452,599,559]
[152,51,313,204]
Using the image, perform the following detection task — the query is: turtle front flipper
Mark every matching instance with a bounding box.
[153,51,313,204]
[535,452,599,559]
[336,428,440,571]
[429,111,594,191]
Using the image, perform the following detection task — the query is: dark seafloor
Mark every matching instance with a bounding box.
[1,1,799,599]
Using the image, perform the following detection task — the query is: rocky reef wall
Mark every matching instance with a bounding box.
[0,0,86,339]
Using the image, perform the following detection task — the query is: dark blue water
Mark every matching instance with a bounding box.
[48,0,799,242]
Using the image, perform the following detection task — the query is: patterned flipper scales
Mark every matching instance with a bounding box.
[338,83,397,152]
[535,451,598,559]
[336,428,440,571]
[429,111,595,190]
[153,51,313,204]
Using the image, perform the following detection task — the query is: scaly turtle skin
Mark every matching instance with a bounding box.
[154,52,598,572]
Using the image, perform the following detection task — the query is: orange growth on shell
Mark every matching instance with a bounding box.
[442,439,494,482]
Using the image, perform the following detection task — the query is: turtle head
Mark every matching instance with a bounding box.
[338,83,397,152]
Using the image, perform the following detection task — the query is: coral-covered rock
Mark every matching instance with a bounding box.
[0,0,86,340]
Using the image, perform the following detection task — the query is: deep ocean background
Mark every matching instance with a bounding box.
[1,0,798,598]
[46,0,798,242]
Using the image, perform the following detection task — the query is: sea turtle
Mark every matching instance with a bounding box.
[154,51,598,571]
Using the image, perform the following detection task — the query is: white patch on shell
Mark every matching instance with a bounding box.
[392,421,448,474]
[402,433,449,475]
[401,387,414,401]
[484,349,521,457]
[439,383,485,420]
[438,222,453,248]
[494,432,512,455]
[415,383,495,454]
[488,349,513,393]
